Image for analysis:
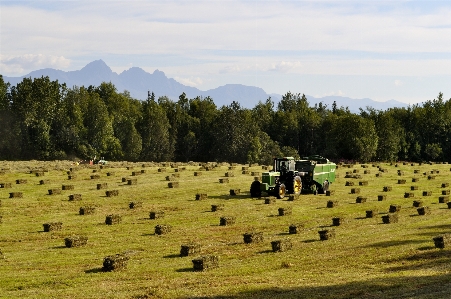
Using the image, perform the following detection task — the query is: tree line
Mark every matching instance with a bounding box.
[0,75,450,164]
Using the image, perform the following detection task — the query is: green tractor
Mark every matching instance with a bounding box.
[250,157,302,199]
[250,155,336,198]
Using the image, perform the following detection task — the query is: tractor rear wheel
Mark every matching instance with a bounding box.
[293,176,302,195]
[250,181,261,197]
[275,183,286,199]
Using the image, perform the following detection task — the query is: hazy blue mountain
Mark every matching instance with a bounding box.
[3,59,409,111]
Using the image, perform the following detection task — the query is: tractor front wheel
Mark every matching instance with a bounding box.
[250,181,261,197]
[275,183,286,199]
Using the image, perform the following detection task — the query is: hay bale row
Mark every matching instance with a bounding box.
[155,224,172,235]
[97,183,108,190]
[48,189,61,195]
[129,201,142,209]
[319,229,335,240]
[433,234,451,248]
[150,211,164,219]
[43,222,62,232]
[192,255,219,271]
[271,239,292,252]
[9,192,23,198]
[79,206,95,215]
[106,190,119,197]
[229,189,240,196]
[103,253,129,271]
[220,216,236,226]
[105,214,121,225]
[64,236,88,248]
[180,244,201,257]
[211,204,224,212]
[278,207,292,216]
[68,194,82,201]
[243,232,264,244]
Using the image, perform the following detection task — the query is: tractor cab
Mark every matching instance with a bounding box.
[274,157,296,175]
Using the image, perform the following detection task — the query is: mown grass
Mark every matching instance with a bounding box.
[1,161,451,299]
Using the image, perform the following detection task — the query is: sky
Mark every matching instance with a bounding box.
[1,0,451,104]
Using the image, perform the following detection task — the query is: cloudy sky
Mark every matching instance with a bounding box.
[1,0,451,104]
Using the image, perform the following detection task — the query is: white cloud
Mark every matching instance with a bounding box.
[395,80,402,86]
[268,61,302,73]
[174,76,203,87]
[0,54,71,75]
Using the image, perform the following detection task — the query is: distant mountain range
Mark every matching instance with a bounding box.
[3,59,409,112]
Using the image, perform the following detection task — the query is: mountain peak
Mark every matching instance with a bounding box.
[152,69,166,77]
[81,59,112,73]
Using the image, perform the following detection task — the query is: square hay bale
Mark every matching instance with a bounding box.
[195,193,208,200]
[278,207,292,216]
[194,172,202,176]
[127,179,138,185]
[404,192,415,198]
[417,206,431,215]
[105,214,121,225]
[64,236,88,248]
[242,170,250,175]
[107,172,114,176]
[180,244,201,257]
[155,224,172,235]
[90,174,100,179]
[375,173,383,177]
[40,180,50,185]
[219,216,236,226]
[353,169,360,173]
[228,166,236,170]
[397,171,405,176]
[271,239,292,252]
[383,186,392,192]
[62,185,74,190]
[332,217,345,226]
[413,200,423,207]
[411,186,419,190]
[97,183,108,190]
[288,194,300,201]
[9,192,23,198]
[168,182,180,188]
[414,169,420,173]
[126,166,134,170]
[219,178,229,183]
[319,229,335,240]
[43,222,62,232]
[262,165,269,170]
[398,179,406,184]
[132,171,142,176]
[149,211,164,219]
[254,176,262,181]
[356,196,367,203]
[265,197,276,204]
[366,210,378,218]
[16,179,27,184]
[192,255,219,271]
[121,177,128,182]
[289,223,304,234]
[422,191,432,196]
[105,190,119,197]
[382,213,398,224]
[165,175,175,181]
[351,188,360,194]
[211,204,224,212]
[326,190,335,196]
[242,166,249,171]
[225,172,235,177]
[345,181,355,186]
[442,183,450,188]
[327,200,338,208]
[68,194,82,201]
[103,253,129,271]
[378,195,386,201]
[79,206,95,215]
[1,183,12,188]
[251,172,260,176]
[158,168,166,172]
[243,232,264,244]
[442,190,450,195]
[428,175,436,180]
[35,171,45,177]
[361,165,368,168]
[389,205,401,213]
[433,234,451,249]
[129,201,142,209]
[229,189,240,196]
[364,170,371,174]
[439,196,449,203]
[48,189,61,195]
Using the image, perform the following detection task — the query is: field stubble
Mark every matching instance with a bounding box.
[0,161,451,298]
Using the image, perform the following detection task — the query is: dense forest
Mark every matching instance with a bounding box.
[0,75,450,164]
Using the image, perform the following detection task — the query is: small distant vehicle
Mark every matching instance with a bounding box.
[250,155,336,198]
[95,158,108,165]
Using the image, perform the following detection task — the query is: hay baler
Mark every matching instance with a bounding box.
[295,155,336,194]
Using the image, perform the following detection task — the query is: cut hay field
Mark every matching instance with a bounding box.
[1,160,451,299]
